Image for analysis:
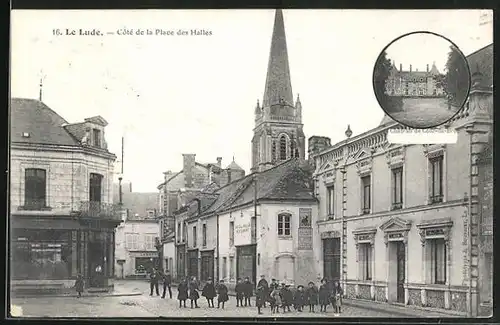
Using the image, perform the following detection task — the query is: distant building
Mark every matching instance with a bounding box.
[385,62,445,97]
[113,185,160,277]
[157,154,245,272]
[310,43,492,316]
[10,98,120,292]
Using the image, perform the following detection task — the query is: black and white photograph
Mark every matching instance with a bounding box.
[8,9,493,319]
[373,32,472,129]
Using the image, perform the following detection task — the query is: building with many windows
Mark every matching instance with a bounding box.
[310,43,493,316]
[10,98,120,293]
[385,62,445,97]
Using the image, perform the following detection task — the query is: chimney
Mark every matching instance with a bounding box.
[410,64,412,72]
[400,63,402,72]
[426,64,429,72]
[216,157,222,167]
[182,154,196,188]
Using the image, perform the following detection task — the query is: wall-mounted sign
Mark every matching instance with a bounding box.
[298,228,313,250]
[299,208,312,228]
[235,223,251,234]
[131,251,158,258]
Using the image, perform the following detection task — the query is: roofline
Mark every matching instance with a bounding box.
[11,142,117,160]
[466,43,493,58]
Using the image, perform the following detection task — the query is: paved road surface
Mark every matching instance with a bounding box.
[10,280,454,318]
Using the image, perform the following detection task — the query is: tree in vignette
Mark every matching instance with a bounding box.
[442,45,470,107]
[374,51,403,114]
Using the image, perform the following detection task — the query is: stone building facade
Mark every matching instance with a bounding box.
[310,44,493,316]
[385,62,445,97]
[10,98,120,292]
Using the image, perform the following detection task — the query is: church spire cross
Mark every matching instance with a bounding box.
[262,9,294,108]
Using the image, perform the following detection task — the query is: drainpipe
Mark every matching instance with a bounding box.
[216,214,220,282]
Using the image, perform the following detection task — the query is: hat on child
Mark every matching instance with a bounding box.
[308,281,315,285]
[297,285,304,289]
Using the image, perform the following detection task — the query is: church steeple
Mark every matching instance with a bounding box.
[262,9,294,108]
[251,9,306,173]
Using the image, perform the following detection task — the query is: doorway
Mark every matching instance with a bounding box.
[323,238,341,282]
[236,245,256,285]
[396,241,405,303]
[188,250,199,279]
[88,241,105,287]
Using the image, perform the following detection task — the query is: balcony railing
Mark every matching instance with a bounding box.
[429,195,443,204]
[77,201,122,221]
[391,202,403,210]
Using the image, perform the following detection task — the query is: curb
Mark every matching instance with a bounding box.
[12,292,143,299]
[342,298,465,317]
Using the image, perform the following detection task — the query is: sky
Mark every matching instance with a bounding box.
[11,9,493,193]
[386,32,452,73]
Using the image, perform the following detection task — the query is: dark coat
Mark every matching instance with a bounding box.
[201,283,216,299]
[333,285,344,306]
[281,288,293,306]
[319,284,330,305]
[293,290,306,307]
[162,273,172,285]
[256,287,266,307]
[235,282,245,298]
[217,284,229,302]
[149,272,160,284]
[189,280,200,300]
[306,286,319,305]
[74,278,84,293]
[177,282,188,301]
[257,279,268,291]
[243,281,253,297]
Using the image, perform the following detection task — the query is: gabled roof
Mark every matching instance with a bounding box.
[226,160,244,171]
[200,158,316,216]
[10,98,79,146]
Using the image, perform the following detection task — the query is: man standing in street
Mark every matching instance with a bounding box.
[257,275,269,307]
[149,268,160,296]
[161,269,173,299]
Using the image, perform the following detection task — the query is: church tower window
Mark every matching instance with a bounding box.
[290,140,295,158]
[279,135,287,161]
[272,141,277,162]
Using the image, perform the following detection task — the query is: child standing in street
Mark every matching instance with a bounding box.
[306,281,319,313]
[74,274,84,298]
[318,278,330,312]
[177,278,188,308]
[256,285,266,315]
[333,281,344,315]
[201,277,216,308]
[188,276,200,309]
[235,278,244,307]
[243,277,253,307]
[281,284,293,313]
[216,279,229,309]
[293,285,305,312]
[269,285,282,314]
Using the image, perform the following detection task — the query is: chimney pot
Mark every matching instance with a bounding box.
[410,64,412,72]
[400,64,402,71]
[426,64,429,72]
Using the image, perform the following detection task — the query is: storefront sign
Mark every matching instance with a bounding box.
[298,228,313,250]
[235,223,251,234]
[132,251,158,258]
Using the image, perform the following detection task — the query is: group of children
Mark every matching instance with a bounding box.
[176,275,344,315]
[256,278,344,315]
[177,277,230,309]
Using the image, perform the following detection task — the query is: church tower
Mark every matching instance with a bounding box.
[251,9,306,172]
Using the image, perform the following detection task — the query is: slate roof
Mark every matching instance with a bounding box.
[198,158,316,217]
[10,98,78,146]
[119,192,159,220]
[467,43,493,88]
[226,160,244,171]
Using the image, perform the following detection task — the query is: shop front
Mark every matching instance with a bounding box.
[130,251,159,276]
[236,245,256,285]
[10,215,118,292]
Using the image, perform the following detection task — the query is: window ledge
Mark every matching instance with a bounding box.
[18,205,52,211]
[278,235,292,240]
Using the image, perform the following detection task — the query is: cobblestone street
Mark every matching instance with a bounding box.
[390,97,459,128]
[10,281,458,318]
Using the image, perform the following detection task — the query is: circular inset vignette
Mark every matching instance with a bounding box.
[372,31,471,129]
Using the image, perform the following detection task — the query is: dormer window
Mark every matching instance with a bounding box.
[93,129,101,147]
